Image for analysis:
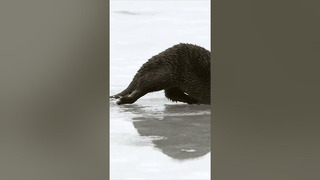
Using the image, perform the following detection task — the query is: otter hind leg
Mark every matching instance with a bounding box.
[164,87,198,104]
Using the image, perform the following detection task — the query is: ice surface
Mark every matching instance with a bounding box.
[110,0,211,179]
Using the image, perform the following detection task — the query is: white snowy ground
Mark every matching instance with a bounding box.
[110,0,211,179]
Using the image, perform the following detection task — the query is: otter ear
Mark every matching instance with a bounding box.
[116,100,121,105]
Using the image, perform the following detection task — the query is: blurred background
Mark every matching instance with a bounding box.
[0,1,108,180]
[213,0,320,179]
[110,0,211,179]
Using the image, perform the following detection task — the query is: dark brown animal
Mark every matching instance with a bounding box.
[111,43,210,105]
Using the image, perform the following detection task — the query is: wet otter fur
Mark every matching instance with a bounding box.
[111,43,210,105]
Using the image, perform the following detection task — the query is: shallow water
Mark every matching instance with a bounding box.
[110,0,210,179]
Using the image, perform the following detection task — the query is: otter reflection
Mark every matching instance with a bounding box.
[120,104,210,160]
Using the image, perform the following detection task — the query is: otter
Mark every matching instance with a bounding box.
[111,43,210,105]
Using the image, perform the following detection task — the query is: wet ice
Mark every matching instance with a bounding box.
[110,0,210,179]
